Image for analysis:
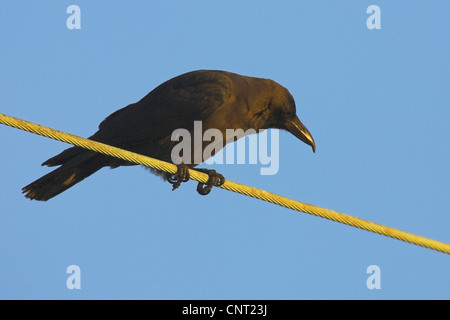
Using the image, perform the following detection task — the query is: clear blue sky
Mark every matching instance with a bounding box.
[1,1,449,299]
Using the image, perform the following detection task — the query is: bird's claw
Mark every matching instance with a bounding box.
[168,165,225,195]
[169,163,190,191]
[196,169,225,196]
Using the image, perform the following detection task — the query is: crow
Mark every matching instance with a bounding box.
[22,70,315,201]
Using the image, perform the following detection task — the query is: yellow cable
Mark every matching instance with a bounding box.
[1,112,449,255]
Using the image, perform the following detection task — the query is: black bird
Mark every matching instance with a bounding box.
[22,70,315,201]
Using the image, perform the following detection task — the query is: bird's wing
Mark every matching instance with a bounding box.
[89,70,233,150]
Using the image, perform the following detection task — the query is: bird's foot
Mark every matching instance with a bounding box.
[195,169,225,196]
[168,163,190,191]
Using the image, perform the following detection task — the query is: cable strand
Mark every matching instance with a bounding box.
[1,112,449,255]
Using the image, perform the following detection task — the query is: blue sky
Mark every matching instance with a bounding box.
[0,1,449,299]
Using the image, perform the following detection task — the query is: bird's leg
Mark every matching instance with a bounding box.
[168,163,190,191]
[194,169,225,196]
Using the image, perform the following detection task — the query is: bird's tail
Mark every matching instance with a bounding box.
[22,147,106,201]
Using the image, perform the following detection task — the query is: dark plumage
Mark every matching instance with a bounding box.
[22,70,315,201]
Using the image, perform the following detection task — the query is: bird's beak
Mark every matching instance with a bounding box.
[285,116,316,153]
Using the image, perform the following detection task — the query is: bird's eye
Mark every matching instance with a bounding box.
[280,109,289,120]
[284,110,295,119]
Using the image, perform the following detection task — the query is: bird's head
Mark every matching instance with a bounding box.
[254,82,316,153]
